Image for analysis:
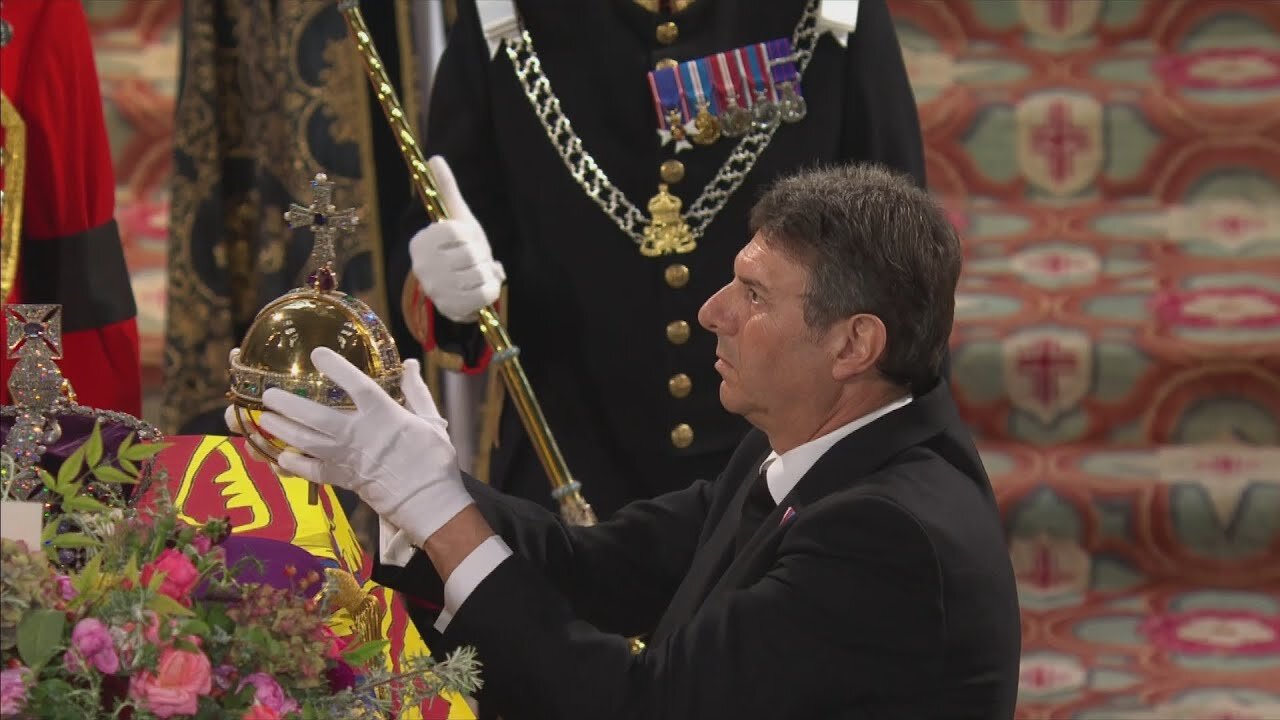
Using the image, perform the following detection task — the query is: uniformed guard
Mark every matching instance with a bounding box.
[400,0,933,519]
[0,0,141,416]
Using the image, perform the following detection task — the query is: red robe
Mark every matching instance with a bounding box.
[1,0,141,416]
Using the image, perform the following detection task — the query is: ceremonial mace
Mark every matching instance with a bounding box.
[336,1,596,527]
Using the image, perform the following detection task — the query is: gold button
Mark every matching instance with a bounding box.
[655,58,678,71]
[671,423,694,448]
[656,21,679,44]
[664,263,690,288]
[668,373,692,398]
[666,320,690,345]
[660,159,685,184]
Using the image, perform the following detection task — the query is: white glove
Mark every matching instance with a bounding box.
[253,347,473,548]
[410,155,505,323]
[224,348,271,464]
[222,352,430,468]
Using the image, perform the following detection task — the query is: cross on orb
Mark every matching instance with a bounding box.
[284,173,360,291]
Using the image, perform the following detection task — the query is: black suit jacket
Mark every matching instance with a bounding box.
[375,380,1019,719]
[398,0,936,517]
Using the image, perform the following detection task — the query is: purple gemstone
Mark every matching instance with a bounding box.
[316,268,336,291]
[23,321,43,338]
[313,212,327,226]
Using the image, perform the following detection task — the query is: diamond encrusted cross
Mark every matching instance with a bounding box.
[284,173,359,281]
[6,304,62,360]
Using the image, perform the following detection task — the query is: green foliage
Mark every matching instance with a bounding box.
[2,421,482,717]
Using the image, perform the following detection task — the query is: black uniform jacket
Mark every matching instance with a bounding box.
[399,0,935,518]
[374,379,1019,720]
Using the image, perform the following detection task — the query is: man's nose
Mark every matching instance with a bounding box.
[698,285,728,333]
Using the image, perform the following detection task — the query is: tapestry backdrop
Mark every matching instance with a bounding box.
[82,1,1280,716]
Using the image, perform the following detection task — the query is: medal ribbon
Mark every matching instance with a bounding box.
[680,59,717,115]
[748,43,778,103]
[649,66,687,130]
[768,38,803,98]
[694,58,720,114]
[733,48,757,107]
[711,51,748,111]
[650,37,800,135]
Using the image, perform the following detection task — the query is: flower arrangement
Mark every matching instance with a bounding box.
[0,422,481,719]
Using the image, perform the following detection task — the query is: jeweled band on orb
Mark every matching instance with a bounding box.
[227,358,405,411]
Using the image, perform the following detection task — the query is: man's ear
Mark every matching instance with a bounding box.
[830,313,886,382]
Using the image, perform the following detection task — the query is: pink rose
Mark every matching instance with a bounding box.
[128,647,213,718]
[55,575,77,602]
[140,549,201,606]
[242,703,283,720]
[64,618,121,674]
[0,667,30,717]
[238,673,299,715]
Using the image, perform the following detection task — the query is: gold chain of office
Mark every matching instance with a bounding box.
[502,0,821,246]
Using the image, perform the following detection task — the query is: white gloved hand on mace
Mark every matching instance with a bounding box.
[252,347,473,548]
[409,155,505,323]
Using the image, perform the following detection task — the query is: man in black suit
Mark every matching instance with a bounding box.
[246,161,1022,719]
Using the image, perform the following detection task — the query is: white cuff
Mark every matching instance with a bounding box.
[434,535,513,633]
[378,518,417,568]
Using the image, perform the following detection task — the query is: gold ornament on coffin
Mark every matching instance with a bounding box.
[227,173,404,504]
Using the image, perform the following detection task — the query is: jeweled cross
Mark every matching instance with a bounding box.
[5,304,61,360]
[284,173,359,270]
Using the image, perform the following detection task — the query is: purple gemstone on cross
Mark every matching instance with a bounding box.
[23,322,44,338]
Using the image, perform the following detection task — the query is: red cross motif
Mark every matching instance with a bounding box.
[1020,662,1073,690]
[1029,252,1078,275]
[5,305,62,359]
[1016,340,1078,407]
[1046,0,1073,32]
[1199,454,1250,475]
[1018,545,1064,590]
[1031,102,1091,184]
[1215,214,1261,238]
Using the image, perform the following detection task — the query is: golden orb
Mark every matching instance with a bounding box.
[226,172,404,478]
[227,275,405,459]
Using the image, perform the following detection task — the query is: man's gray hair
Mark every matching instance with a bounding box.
[749,163,961,390]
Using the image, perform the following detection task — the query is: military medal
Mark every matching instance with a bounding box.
[768,38,807,123]
[504,0,825,259]
[631,22,814,258]
[680,59,720,145]
[711,52,752,137]
[649,66,694,153]
[740,45,781,132]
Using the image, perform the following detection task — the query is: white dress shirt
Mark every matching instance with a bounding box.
[385,393,913,633]
[758,394,913,504]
